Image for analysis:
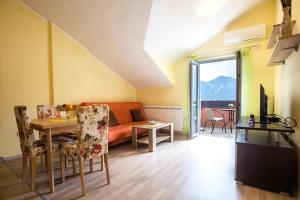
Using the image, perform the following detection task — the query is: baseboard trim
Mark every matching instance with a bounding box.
[174,130,185,135]
[4,154,22,161]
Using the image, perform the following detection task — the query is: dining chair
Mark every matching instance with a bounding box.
[37,104,77,173]
[14,106,46,191]
[37,104,77,140]
[14,105,74,191]
[202,108,226,134]
[60,105,110,196]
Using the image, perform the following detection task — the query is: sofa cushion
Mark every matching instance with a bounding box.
[130,109,144,122]
[109,111,119,126]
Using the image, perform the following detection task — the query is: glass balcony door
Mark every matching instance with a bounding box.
[189,61,201,139]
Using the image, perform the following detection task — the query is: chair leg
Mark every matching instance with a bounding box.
[40,155,43,165]
[202,120,208,132]
[211,121,215,134]
[60,152,65,183]
[30,157,36,192]
[65,156,69,168]
[22,153,27,182]
[100,155,104,171]
[223,120,227,133]
[89,158,93,173]
[78,158,86,196]
[104,154,110,184]
[30,158,32,177]
[45,154,48,171]
[72,158,76,176]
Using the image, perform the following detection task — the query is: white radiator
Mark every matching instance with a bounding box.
[143,106,184,132]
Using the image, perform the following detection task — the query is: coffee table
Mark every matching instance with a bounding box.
[132,122,174,152]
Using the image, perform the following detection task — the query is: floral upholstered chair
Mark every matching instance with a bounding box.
[37,104,77,140]
[60,105,110,196]
[14,106,47,191]
[37,104,61,119]
[37,104,77,172]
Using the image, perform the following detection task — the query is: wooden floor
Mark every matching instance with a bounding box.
[0,128,296,200]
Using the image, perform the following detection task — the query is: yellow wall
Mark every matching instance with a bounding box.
[144,48,175,84]
[0,0,50,157]
[137,0,276,134]
[51,25,136,104]
[274,0,300,197]
[137,58,190,133]
[0,0,136,157]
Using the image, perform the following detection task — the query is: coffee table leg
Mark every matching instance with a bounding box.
[47,129,55,193]
[132,127,137,148]
[149,128,156,152]
[170,123,174,142]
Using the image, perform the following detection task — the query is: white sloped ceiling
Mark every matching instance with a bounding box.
[144,0,266,63]
[22,0,264,88]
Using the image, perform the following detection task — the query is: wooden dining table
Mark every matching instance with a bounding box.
[30,118,77,193]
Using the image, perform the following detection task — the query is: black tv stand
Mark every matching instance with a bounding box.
[236,117,294,143]
[254,120,270,124]
[235,116,296,195]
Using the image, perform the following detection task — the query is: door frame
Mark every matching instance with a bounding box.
[189,54,241,138]
[189,60,201,139]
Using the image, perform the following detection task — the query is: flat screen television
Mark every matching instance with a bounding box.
[260,84,268,123]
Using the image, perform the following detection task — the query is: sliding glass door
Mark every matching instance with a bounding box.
[189,61,201,139]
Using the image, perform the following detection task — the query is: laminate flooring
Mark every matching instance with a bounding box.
[0,129,295,200]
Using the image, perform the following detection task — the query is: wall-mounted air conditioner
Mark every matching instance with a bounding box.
[224,24,266,45]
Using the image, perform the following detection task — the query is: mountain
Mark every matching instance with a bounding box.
[200,76,236,101]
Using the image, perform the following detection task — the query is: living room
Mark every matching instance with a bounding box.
[1,0,300,199]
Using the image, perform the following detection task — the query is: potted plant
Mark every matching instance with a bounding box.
[228,103,235,108]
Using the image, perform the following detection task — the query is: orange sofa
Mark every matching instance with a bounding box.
[80,102,148,145]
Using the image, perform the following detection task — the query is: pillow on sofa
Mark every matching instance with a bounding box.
[109,111,119,126]
[130,109,144,122]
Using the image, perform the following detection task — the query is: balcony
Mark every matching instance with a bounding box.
[200,100,236,128]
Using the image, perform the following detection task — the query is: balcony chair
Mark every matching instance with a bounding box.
[202,108,226,134]
[60,105,110,196]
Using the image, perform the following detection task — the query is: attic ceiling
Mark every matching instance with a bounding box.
[145,0,266,63]
[22,0,264,88]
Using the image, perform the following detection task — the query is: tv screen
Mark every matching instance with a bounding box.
[260,84,268,123]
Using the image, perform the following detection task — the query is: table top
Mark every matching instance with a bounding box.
[30,118,77,130]
[132,122,172,129]
[220,108,236,111]
[236,116,295,133]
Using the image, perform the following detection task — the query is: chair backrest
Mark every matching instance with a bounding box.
[80,102,146,124]
[206,109,215,120]
[37,104,65,119]
[77,105,109,159]
[14,106,35,153]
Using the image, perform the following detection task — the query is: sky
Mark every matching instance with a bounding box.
[199,59,236,81]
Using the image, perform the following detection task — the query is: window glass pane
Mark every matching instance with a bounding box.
[200,59,236,101]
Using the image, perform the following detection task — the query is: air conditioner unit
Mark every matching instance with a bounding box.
[224,24,266,45]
